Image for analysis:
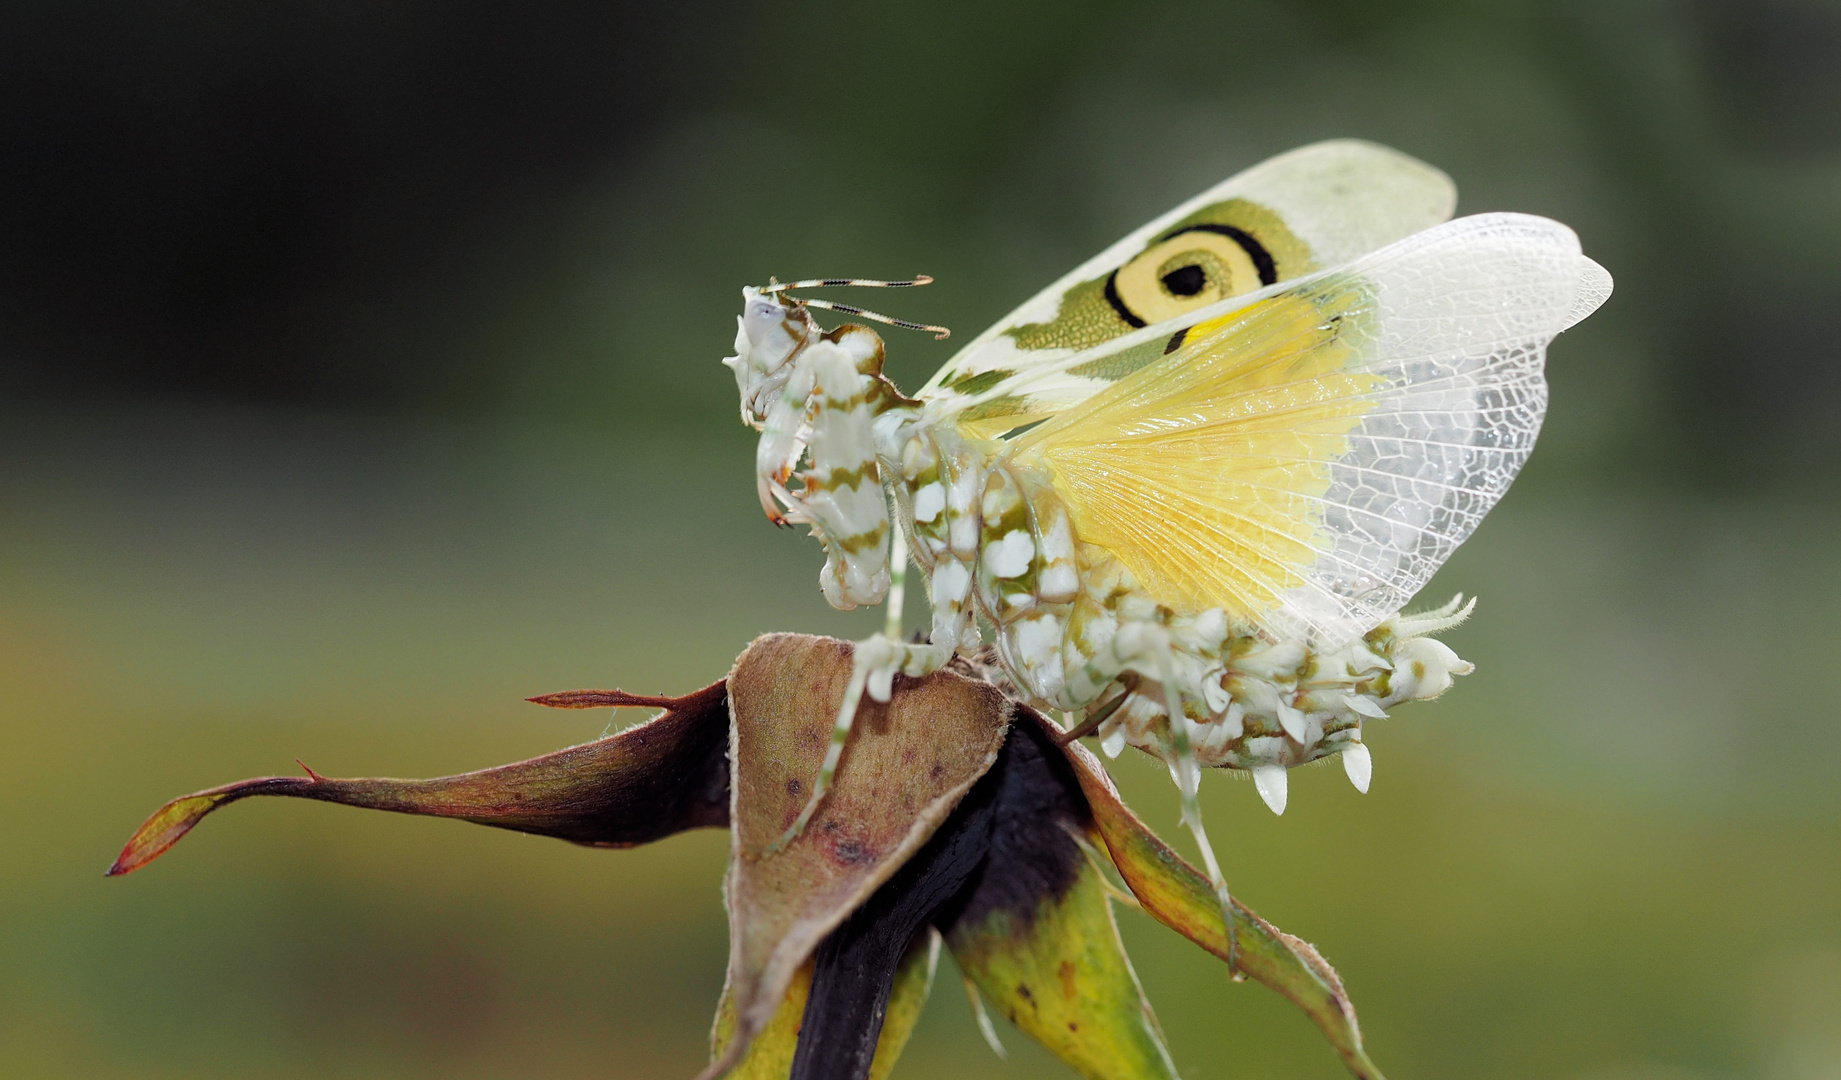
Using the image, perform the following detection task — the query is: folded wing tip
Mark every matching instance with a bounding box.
[1564,255,1615,331]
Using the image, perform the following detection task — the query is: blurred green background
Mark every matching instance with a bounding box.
[4,1,1840,1077]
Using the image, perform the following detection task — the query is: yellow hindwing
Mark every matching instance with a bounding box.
[1009,280,1383,624]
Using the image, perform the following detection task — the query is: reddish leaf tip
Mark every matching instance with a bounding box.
[107,793,217,878]
[527,688,684,710]
[106,780,311,879]
[529,680,727,715]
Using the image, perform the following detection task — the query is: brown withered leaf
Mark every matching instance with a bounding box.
[709,633,1011,1080]
[108,682,729,877]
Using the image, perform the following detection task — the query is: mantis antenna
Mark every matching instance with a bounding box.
[761,275,935,292]
[763,276,952,339]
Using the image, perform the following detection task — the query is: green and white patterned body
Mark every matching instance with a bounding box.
[729,291,1480,816]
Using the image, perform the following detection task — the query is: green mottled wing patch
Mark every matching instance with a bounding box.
[1002,274,1117,353]
[1065,334,1172,384]
[941,369,1014,396]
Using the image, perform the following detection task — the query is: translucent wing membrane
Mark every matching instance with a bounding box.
[1007,213,1610,646]
[920,140,1457,435]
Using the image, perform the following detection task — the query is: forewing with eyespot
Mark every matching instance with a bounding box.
[921,140,1457,438]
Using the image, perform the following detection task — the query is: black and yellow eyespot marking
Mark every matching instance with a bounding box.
[1105,223,1278,327]
[1004,197,1314,355]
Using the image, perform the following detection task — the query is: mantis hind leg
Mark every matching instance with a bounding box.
[1104,623,1242,976]
[1166,708,1242,977]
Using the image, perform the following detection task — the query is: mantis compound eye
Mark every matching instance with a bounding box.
[744,299,789,347]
